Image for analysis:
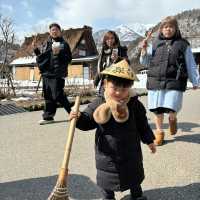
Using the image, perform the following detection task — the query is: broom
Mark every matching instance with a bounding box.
[48,96,81,200]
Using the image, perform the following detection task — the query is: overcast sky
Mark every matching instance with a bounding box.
[0,0,199,42]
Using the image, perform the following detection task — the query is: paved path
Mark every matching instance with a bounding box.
[0,89,200,200]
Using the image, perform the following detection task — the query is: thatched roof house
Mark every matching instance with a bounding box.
[10,25,99,81]
[16,25,98,58]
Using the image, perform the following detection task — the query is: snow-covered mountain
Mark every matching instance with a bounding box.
[93,23,153,50]
[127,23,154,36]
[114,24,140,41]
[93,29,109,48]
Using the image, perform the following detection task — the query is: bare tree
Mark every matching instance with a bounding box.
[0,14,16,96]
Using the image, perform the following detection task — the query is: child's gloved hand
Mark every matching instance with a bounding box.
[93,90,133,124]
[93,102,111,124]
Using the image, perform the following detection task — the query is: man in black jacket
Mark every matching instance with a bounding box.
[33,23,72,125]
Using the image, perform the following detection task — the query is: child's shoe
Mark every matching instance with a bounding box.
[154,130,164,146]
[168,118,177,135]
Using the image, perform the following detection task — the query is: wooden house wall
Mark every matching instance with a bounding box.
[15,65,41,81]
[34,66,41,80]
[15,67,30,80]
[14,63,96,80]
[68,64,83,78]
[68,62,97,79]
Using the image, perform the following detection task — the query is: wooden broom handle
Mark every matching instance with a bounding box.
[61,96,81,169]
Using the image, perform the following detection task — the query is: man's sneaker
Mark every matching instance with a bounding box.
[38,119,55,125]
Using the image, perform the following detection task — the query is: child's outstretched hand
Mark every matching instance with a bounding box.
[148,143,156,154]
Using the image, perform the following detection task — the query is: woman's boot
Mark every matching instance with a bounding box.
[154,130,164,146]
[168,118,177,135]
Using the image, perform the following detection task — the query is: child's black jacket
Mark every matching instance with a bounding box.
[76,95,154,191]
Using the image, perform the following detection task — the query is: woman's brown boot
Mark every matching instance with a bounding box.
[154,130,164,146]
[168,118,177,135]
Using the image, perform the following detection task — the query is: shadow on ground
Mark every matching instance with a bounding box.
[149,122,200,132]
[0,175,199,200]
[121,183,200,200]
[0,174,102,200]
[164,133,200,145]
[149,121,200,145]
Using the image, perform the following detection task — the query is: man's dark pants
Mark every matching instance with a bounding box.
[42,77,71,120]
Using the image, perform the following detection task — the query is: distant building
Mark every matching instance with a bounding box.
[10,26,98,81]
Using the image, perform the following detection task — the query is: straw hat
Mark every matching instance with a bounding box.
[101,59,139,81]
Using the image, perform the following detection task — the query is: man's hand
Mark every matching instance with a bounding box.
[52,42,61,55]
